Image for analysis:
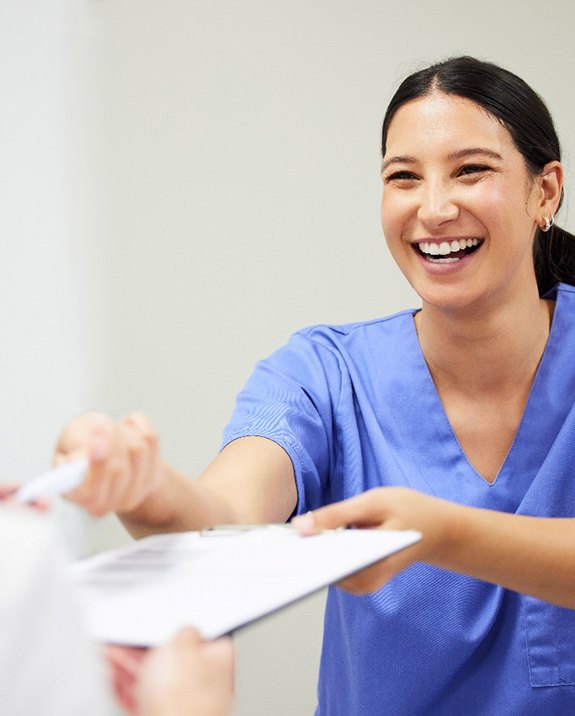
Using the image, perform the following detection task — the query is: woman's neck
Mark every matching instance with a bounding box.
[414,289,554,398]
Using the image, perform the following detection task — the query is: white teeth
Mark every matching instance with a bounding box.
[417,237,480,259]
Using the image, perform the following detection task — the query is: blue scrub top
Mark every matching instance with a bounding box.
[223,283,575,715]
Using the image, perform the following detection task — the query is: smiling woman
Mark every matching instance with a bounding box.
[381,56,575,298]
[54,57,575,715]
[382,97,563,316]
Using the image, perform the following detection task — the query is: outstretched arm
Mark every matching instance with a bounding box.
[55,412,297,538]
[293,487,575,608]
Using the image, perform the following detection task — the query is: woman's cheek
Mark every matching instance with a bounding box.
[381,194,412,239]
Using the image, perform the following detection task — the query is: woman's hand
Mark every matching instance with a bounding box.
[137,628,235,716]
[292,487,457,594]
[54,411,162,517]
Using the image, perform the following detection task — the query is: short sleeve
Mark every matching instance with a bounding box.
[221,329,341,514]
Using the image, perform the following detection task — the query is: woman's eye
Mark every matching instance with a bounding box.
[385,170,418,183]
[457,164,490,177]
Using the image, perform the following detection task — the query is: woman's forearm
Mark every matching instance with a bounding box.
[119,436,297,539]
[434,502,575,608]
[117,462,237,538]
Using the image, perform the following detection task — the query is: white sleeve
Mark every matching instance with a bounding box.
[0,508,115,716]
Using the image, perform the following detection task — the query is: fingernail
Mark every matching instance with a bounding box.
[292,511,316,534]
[90,439,109,461]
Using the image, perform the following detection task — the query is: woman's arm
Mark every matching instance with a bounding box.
[55,412,297,538]
[293,487,575,608]
[121,435,297,538]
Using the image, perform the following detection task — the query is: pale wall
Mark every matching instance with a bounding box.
[4,1,575,714]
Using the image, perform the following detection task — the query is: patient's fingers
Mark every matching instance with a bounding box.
[105,643,147,715]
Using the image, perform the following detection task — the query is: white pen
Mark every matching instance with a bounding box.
[15,458,89,503]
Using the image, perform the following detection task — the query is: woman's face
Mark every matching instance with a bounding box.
[381,92,543,313]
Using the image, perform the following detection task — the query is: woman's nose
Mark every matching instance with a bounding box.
[417,183,459,229]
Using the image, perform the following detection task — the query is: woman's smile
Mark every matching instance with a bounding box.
[414,237,483,262]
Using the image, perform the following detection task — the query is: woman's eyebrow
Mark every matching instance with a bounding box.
[381,155,416,172]
[447,147,503,161]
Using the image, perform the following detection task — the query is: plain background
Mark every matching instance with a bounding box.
[3,1,575,713]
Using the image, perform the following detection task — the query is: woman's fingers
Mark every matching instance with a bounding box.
[292,488,425,595]
[292,489,394,534]
[119,413,161,512]
[54,411,114,463]
[54,411,161,517]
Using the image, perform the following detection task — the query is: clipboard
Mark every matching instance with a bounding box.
[69,525,421,646]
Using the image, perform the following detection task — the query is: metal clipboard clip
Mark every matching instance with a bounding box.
[200,523,295,537]
[200,523,346,537]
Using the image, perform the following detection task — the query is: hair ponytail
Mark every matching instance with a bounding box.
[534,224,575,295]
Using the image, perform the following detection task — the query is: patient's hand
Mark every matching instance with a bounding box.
[105,643,147,715]
[105,629,234,716]
[137,628,235,716]
[0,483,50,511]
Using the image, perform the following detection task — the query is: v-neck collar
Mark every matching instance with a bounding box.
[393,284,574,510]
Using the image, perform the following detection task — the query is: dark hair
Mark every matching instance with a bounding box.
[381,56,575,295]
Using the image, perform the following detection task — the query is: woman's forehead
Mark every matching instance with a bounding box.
[384,92,515,160]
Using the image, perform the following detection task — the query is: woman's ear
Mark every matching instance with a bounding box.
[538,160,563,218]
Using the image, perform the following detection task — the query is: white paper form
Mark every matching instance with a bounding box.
[69,526,421,646]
